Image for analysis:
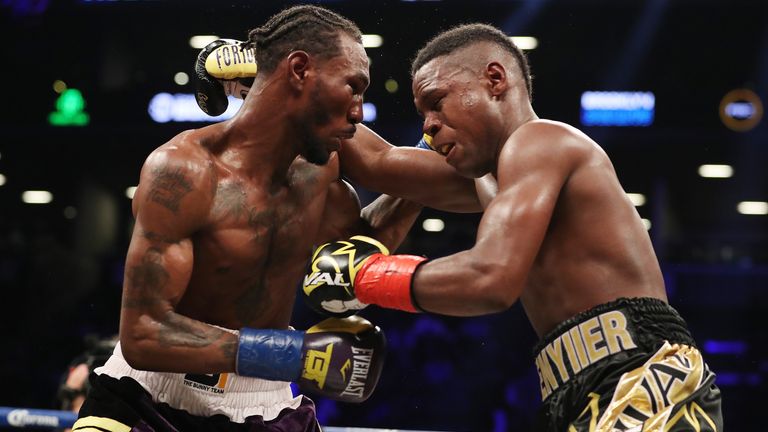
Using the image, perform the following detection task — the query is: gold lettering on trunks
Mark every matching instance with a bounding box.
[536,349,559,399]
[600,310,637,354]
[569,326,591,369]
[545,335,570,384]
[561,331,583,374]
[535,310,639,401]
[581,316,609,364]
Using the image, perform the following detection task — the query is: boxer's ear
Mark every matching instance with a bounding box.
[287,51,311,91]
[486,61,508,99]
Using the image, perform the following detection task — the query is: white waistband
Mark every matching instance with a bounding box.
[94,341,302,423]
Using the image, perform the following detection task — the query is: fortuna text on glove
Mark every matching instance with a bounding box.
[194,38,256,116]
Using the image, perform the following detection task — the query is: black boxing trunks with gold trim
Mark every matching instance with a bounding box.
[533,297,723,432]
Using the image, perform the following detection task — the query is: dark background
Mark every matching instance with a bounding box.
[1,0,767,430]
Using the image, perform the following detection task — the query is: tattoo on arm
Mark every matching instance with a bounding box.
[147,167,193,213]
[157,313,226,349]
[220,338,238,360]
[124,242,235,355]
[123,247,169,309]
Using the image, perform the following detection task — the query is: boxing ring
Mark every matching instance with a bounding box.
[0,406,446,431]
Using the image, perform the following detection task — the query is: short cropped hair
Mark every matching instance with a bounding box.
[411,23,532,101]
[243,5,362,74]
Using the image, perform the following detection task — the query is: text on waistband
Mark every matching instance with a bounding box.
[535,310,637,400]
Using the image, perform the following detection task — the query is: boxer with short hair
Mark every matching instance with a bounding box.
[75,6,479,432]
[304,24,723,431]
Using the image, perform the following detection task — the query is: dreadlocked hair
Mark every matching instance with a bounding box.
[411,23,533,101]
[243,5,362,74]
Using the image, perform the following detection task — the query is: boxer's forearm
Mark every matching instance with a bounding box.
[411,249,522,316]
[409,187,544,316]
[361,195,423,252]
[340,125,481,213]
[120,313,238,373]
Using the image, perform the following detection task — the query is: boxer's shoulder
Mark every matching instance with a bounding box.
[497,120,598,175]
[134,131,218,220]
[148,128,219,167]
[507,120,592,150]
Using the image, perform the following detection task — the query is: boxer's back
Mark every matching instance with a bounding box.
[513,121,667,336]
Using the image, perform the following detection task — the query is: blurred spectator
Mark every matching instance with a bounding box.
[56,335,118,431]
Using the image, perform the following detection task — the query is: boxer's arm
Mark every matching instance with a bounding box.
[339,125,481,213]
[475,173,498,208]
[361,194,422,252]
[191,43,478,213]
[119,145,237,374]
[303,125,583,317]
[411,124,581,315]
[317,178,422,252]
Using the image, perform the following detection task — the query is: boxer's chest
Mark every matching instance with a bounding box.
[182,165,330,325]
[202,163,332,271]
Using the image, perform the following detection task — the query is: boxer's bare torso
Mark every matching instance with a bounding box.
[409,41,667,337]
[468,122,666,336]
[166,129,350,331]
[119,123,364,372]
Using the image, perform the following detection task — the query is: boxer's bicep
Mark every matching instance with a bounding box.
[315,179,365,244]
[471,176,562,295]
[467,128,582,297]
[120,194,199,355]
[119,216,201,369]
[123,151,210,313]
[119,153,232,371]
[121,218,194,320]
[412,180,561,316]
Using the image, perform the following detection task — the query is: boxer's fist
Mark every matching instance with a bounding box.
[298,316,386,402]
[303,236,390,317]
[194,39,256,116]
[236,316,386,403]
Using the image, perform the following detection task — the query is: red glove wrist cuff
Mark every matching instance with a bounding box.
[355,254,427,313]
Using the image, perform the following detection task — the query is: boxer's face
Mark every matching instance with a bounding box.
[413,55,498,178]
[300,34,369,165]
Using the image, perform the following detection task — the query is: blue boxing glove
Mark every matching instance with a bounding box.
[236,316,386,403]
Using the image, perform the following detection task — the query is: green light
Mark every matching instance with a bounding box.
[48,88,90,126]
[385,79,399,94]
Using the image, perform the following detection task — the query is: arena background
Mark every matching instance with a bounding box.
[1,0,767,430]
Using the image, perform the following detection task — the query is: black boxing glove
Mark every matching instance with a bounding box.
[304,235,427,316]
[303,235,391,318]
[194,39,257,116]
[236,316,386,403]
